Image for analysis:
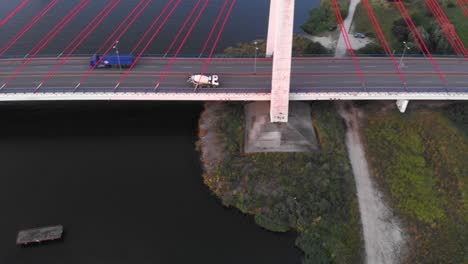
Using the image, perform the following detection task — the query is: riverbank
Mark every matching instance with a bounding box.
[197,102,363,263]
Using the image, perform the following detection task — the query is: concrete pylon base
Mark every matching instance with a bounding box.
[396,100,409,113]
[244,102,319,153]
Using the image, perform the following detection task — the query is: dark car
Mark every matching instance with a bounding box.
[354,32,366,38]
[328,24,338,31]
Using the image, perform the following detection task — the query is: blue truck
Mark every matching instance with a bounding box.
[90,54,134,68]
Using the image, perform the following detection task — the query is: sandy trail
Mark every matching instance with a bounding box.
[335,0,371,56]
[338,103,405,264]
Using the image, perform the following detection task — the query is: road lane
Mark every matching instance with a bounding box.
[0,57,466,94]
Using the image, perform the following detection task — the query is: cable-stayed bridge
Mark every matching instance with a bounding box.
[0,0,467,122]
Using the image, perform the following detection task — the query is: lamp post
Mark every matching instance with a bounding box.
[399,41,410,68]
[254,41,259,75]
[113,40,122,73]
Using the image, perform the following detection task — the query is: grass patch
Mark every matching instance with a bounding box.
[441,3,468,47]
[301,0,351,35]
[363,108,468,263]
[353,1,402,49]
[443,102,468,135]
[199,102,363,263]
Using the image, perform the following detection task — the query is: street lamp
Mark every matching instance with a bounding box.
[113,40,122,73]
[399,41,411,68]
[254,41,259,75]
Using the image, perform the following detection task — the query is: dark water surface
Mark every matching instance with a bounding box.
[1,0,319,56]
[0,1,320,262]
[0,102,302,264]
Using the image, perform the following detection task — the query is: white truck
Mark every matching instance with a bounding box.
[187,74,220,88]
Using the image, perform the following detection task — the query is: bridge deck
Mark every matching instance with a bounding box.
[0,57,466,100]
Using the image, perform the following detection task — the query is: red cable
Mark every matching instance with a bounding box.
[163,0,204,57]
[425,0,460,54]
[156,0,210,88]
[332,0,365,87]
[199,0,229,57]
[425,0,461,54]
[425,0,467,57]
[76,0,153,89]
[361,0,406,86]
[114,0,183,90]
[1,0,91,88]
[456,0,468,16]
[28,0,91,56]
[199,0,236,79]
[60,0,117,56]
[394,0,447,85]
[96,0,147,55]
[0,0,30,28]
[130,0,175,54]
[394,2,424,53]
[0,0,58,56]
[37,0,122,90]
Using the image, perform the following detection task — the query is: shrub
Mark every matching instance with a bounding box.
[301,8,330,35]
[356,43,385,55]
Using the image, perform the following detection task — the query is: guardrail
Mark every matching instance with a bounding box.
[0,53,464,59]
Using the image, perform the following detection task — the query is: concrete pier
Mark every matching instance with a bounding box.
[270,0,295,123]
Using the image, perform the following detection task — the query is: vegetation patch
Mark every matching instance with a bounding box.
[198,102,363,263]
[443,102,468,135]
[363,107,468,263]
[352,0,467,54]
[223,35,331,57]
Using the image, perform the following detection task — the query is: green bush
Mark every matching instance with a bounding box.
[355,43,385,54]
[301,8,331,35]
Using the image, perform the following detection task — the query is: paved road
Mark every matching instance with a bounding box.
[0,57,467,94]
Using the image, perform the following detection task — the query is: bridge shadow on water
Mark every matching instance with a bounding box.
[0,101,301,264]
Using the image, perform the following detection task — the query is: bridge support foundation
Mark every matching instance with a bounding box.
[244,102,318,153]
[269,0,295,123]
[396,100,409,113]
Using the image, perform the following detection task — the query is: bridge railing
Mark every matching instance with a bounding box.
[0,53,463,59]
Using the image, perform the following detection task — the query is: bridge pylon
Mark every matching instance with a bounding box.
[268,0,295,122]
[266,0,278,57]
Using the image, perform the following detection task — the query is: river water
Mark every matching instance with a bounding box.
[1,0,317,56]
[0,1,319,263]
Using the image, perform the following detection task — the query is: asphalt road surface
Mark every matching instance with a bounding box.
[0,57,467,93]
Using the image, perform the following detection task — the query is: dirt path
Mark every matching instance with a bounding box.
[335,0,371,56]
[338,102,405,264]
